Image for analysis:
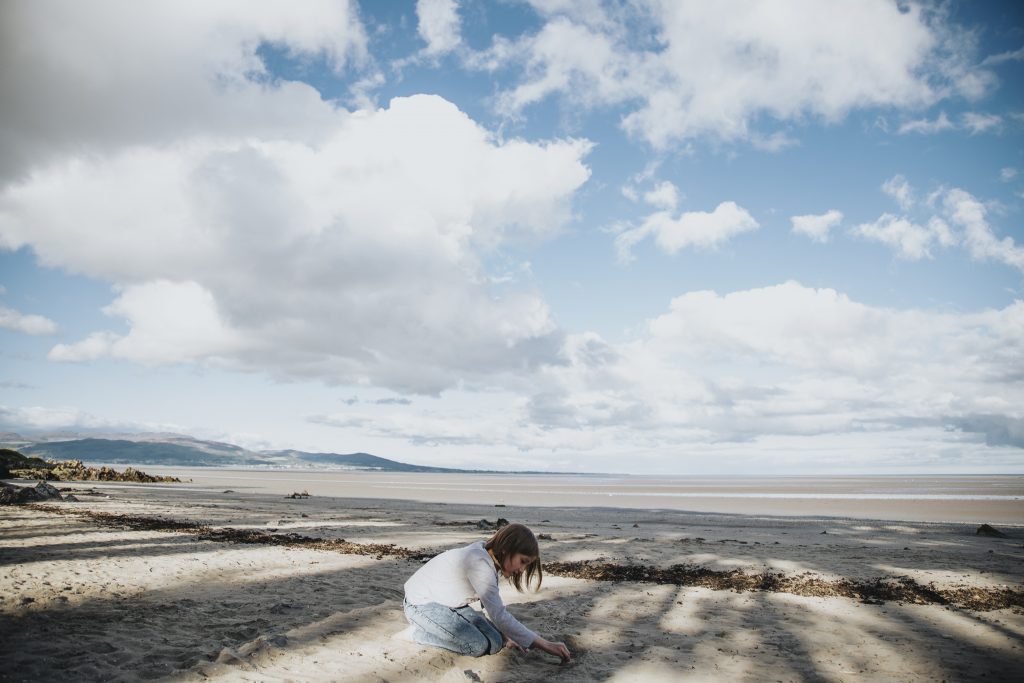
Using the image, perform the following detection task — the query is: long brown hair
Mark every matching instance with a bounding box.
[484,523,542,592]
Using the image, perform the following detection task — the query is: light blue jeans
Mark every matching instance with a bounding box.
[403,599,503,657]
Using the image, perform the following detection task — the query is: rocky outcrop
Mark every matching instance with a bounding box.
[1,448,51,479]
[2,449,180,484]
[48,460,180,483]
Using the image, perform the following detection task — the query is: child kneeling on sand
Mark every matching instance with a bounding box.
[403,523,571,662]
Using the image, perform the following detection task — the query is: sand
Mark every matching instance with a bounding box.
[133,469,1024,526]
[1,476,1022,682]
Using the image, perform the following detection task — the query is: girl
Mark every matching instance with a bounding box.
[403,523,571,662]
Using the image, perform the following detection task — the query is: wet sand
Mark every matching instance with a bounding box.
[1,474,1022,682]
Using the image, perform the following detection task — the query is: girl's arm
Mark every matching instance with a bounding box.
[466,555,538,649]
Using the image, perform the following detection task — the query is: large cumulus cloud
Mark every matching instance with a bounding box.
[1,95,592,392]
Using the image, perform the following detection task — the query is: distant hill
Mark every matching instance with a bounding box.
[265,449,473,473]
[3,434,476,472]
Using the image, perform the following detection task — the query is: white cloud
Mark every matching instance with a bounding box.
[620,162,665,203]
[898,111,1003,136]
[49,281,242,364]
[882,174,915,210]
[522,0,615,28]
[647,283,900,374]
[853,184,1023,270]
[0,404,180,434]
[898,111,955,135]
[0,405,110,431]
[616,201,758,262]
[630,3,973,145]
[487,1,992,148]
[1000,167,1018,182]
[981,46,1024,66]
[962,111,1002,135]
[627,282,1022,442]
[0,305,58,335]
[494,17,636,116]
[416,0,462,56]
[0,0,368,181]
[643,181,679,210]
[853,214,941,260]
[348,72,386,110]
[750,131,799,153]
[927,216,957,248]
[310,283,1024,457]
[791,210,842,243]
[1,95,592,392]
[944,188,1024,272]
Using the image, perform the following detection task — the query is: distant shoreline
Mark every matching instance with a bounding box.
[52,461,1024,478]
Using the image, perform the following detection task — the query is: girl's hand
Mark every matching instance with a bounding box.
[504,636,525,652]
[533,637,571,662]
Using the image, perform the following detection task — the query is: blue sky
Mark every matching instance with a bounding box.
[1,0,1022,474]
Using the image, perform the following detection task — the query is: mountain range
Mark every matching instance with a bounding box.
[0,432,477,473]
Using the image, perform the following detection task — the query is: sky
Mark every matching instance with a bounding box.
[1,0,1023,475]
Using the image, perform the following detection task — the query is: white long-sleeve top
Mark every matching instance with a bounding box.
[404,540,538,648]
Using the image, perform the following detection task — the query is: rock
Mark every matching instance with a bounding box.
[33,481,64,500]
[476,517,510,530]
[0,483,24,505]
[977,524,1008,538]
[0,481,61,505]
[1,483,40,505]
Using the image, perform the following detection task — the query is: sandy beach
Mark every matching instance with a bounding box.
[1,473,1022,682]
[131,469,1024,526]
